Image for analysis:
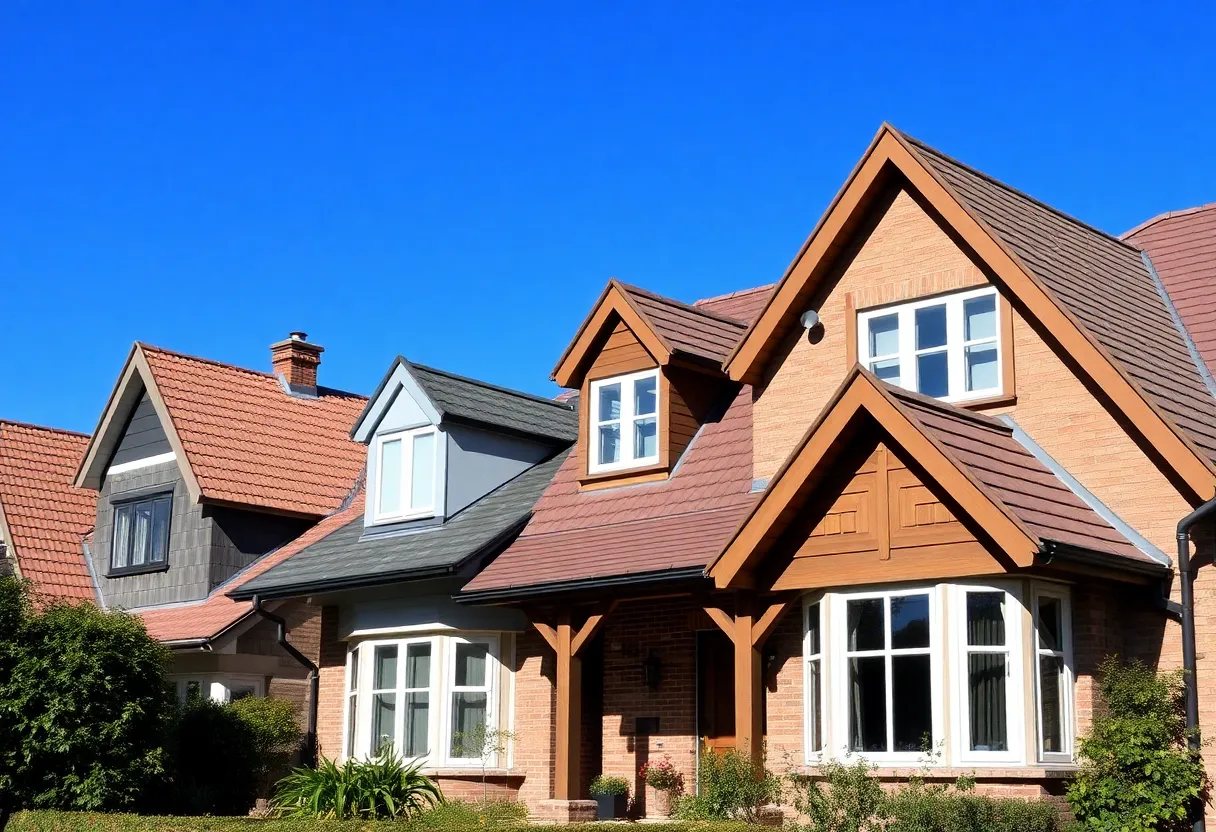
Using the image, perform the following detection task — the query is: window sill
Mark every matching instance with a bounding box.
[423,768,523,779]
[106,562,170,579]
[797,764,1076,780]
[960,392,1017,411]
[579,462,670,491]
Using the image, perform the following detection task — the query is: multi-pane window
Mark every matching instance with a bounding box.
[958,588,1021,761]
[1035,591,1072,760]
[588,369,660,473]
[805,601,824,754]
[857,287,1002,402]
[374,427,438,522]
[110,493,172,571]
[345,634,500,767]
[844,591,934,755]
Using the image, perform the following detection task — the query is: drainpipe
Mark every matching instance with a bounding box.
[1177,496,1216,832]
[251,594,319,768]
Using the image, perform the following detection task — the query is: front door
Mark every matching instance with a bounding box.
[696,629,736,754]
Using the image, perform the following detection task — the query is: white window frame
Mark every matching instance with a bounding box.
[343,645,360,760]
[856,286,1002,403]
[803,597,825,758]
[829,586,943,765]
[587,368,661,474]
[344,633,501,769]
[170,673,264,705]
[372,426,439,524]
[1033,586,1074,763]
[949,583,1025,765]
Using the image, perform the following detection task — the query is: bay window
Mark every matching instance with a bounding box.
[588,369,660,473]
[373,427,439,523]
[807,581,1072,767]
[344,633,502,768]
[857,286,1003,403]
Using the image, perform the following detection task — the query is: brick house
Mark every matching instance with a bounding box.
[0,332,369,742]
[253,124,1216,823]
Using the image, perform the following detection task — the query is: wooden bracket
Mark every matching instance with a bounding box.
[704,605,735,639]
[532,621,558,652]
[751,598,792,648]
[571,600,619,656]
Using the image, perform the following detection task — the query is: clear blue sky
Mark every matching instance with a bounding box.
[3,2,1214,432]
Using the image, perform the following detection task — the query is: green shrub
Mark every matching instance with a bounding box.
[160,698,259,816]
[0,577,172,813]
[673,745,779,822]
[588,775,630,796]
[886,777,1058,832]
[405,799,528,828]
[229,696,303,797]
[1067,657,1207,832]
[787,757,887,832]
[271,749,444,819]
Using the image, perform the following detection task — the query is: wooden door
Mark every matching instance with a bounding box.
[697,629,736,753]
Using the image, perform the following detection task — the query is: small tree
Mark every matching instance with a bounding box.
[1067,657,1208,832]
[452,723,515,802]
[230,696,303,799]
[0,577,172,814]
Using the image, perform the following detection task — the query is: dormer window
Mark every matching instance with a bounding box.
[857,287,1002,403]
[374,427,438,523]
[589,369,660,474]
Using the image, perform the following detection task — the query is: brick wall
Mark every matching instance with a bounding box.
[511,628,555,807]
[316,605,346,761]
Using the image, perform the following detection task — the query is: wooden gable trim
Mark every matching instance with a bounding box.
[724,125,1216,502]
[708,367,1040,589]
[73,344,203,504]
[552,279,673,389]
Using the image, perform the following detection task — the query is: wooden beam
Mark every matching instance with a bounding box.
[571,600,618,656]
[532,621,558,652]
[704,605,735,639]
[733,594,763,767]
[750,599,792,648]
[554,615,582,800]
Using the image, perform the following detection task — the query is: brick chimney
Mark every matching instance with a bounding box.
[270,331,324,391]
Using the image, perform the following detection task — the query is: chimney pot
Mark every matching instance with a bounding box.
[270,331,324,390]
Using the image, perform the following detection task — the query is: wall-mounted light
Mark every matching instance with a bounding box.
[643,652,662,690]
[800,308,821,330]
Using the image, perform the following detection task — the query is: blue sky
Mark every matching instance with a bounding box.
[2,2,1214,432]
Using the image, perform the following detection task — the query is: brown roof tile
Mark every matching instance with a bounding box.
[0,422,97,600]
[905,135,1216,464]
[694,284,774,325]
[141,345,368,517]
[616,282,748,366]
[141,490,364,642]
[1123,203,1216,379]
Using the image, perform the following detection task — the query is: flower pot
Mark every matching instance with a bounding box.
[650,789,673,818]
[594,793,628,820]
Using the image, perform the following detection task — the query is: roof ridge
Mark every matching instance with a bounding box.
[408,361,576,412]
[899,131,1140,253]
[0,419,90,439]
[138,342,367,400]
[694,283,774,307]
[616,281,749,327]
[1122,201,1216,240]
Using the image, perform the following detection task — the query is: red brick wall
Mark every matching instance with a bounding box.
[511,628,555,806]
[316,605,346,761]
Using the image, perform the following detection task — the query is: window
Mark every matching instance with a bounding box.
[345,634,500,767]
[588,369,660,474]
[374,427,438,522]
[171,674,263,704]
[857,287,1002,402]
[805,600,824,754]
[1034,589,1073,761]
[809,582,1071,767]
[110,493,172,572]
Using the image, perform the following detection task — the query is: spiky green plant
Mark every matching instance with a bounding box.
[270,749,443,820]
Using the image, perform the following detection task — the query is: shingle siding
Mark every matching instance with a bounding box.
[108,390,170,467]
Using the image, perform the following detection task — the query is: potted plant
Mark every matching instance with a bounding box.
[639,756,683,818]
[588,774,630,820]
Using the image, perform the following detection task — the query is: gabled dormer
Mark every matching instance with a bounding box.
[351,358,576,531]
[552,279,746,488]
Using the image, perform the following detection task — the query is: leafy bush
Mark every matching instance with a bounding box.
[1067,657,1207,832]
[229,696,303,797]
[673,745,779,822]
[588,775,630,796]
[0,577,172,813]
[271,749,443,819]
[787,757,887,832]
[886,777,1058,832]
[160,698,259,816]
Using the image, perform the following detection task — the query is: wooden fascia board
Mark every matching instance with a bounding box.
[709,371,1039,588]
[73,344,140,488]
[881,132,1216,502]
[723,125,891,381]
[551,281,673,388]
[131,347,204,504]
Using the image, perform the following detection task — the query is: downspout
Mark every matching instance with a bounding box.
[1177,496,1216,832]
[251,595,319,768]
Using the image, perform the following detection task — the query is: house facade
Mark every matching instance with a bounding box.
[266,124,1216,823]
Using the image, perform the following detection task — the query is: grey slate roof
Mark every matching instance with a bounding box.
[230,450,570,599]
[409,362,578,443]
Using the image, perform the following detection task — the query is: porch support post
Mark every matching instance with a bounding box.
[555,614,581,801]
[733,592,764,767]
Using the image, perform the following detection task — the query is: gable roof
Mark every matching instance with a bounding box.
[229,450,570,601]
[0,421,96,601]
[76,343,368,518]
[140,490,365,645]
[709,367,1160,588]
[552,279,747,388]
[1123,203,1216,379]
[724,123,1216,502]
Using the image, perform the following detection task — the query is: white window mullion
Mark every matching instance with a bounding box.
[946,297,966,397]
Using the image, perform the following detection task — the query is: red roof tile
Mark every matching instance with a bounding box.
[616,282,748,366]
[1124,204,1216,379]
[141,345,368,517]
[694,284,774,325]
[0,422,96,600]
[141,490,365,642]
